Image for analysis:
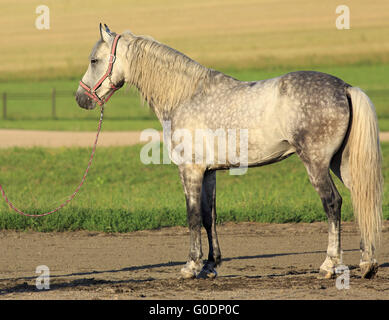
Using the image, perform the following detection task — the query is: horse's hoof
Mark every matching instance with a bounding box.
[317,268,334,279]
[180,268,196,279]
[318,256,340,279]
[197,265,217,279]
[360,261,378,279]
[180,261,201,279]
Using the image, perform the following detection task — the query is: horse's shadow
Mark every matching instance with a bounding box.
[0,248,380,296]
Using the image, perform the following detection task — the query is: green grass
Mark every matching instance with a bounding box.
[0,64,388,131]
[0,143,388,232]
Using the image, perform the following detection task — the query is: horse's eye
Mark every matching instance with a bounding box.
[91,58,98,64]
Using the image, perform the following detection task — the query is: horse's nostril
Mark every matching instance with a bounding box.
[75,92,84,106]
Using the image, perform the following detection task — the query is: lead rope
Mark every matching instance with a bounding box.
[0,105,105,218]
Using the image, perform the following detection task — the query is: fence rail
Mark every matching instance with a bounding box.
[3,90,75,100]
[1,89,76,120]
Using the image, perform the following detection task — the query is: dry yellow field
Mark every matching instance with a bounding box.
[1,0,389,79]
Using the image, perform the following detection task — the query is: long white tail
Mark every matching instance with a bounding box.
[346,86,383,251]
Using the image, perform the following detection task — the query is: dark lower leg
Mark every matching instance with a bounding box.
[195,171,220,279]
[304,162,343,277]
[179,165,205,278]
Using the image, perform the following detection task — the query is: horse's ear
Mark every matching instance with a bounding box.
[99,23,111,43]
[104,24,111,34]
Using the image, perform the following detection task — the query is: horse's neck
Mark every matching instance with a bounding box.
[136,70,238,123]
[125,40,238,122]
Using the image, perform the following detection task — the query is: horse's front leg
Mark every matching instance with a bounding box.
[198,170,221,279]
[179,164,206,279]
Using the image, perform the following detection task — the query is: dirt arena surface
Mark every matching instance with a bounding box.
[0,130,388,148]
[0,130,157,148]
[0,221,388,300]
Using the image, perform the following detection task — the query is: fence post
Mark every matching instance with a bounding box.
[52,88,56,119]
[2,92,6,120]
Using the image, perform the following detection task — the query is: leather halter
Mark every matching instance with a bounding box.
[79,34,121,106]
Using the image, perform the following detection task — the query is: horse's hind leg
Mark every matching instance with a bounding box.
[301,158,343,278]
[331,147,379,278]
[198,170,221,279]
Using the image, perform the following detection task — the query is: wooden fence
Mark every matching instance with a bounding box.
[1,89,75,120]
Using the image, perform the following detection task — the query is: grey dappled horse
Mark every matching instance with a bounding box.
[76,25,383,280]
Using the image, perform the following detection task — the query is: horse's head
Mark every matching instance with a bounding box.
[76,24,125,110]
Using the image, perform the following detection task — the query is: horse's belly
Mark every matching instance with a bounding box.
[246,139,296,167]
[206,131,295,170]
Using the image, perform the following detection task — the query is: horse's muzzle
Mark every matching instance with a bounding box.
[76,89,97,110]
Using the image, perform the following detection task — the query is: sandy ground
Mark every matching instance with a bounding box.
[0,221,388,300]
[0,130,388,148]
[0,130,163,148]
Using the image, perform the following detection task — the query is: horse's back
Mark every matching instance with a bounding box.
[278,71,351,105]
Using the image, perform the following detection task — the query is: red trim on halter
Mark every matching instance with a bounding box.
[79,34,121,106]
